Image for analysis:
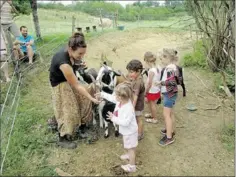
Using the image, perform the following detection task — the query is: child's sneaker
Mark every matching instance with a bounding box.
[120,154,129,161]
[158,135,175,146]
[160,129,175,137]
[121,164,136,173]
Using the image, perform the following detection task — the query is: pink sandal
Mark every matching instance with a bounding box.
[121,164,136,173]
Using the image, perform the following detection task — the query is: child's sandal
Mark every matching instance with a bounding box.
[145,118,158,124]
[121,164,136,173]
[144,113,152,118]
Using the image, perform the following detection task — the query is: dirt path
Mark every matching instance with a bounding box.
[48,29,234,176]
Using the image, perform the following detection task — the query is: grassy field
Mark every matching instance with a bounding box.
[1,8,233,176]
[14,8,195,38]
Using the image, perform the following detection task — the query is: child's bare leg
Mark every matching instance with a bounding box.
[146,100,152,116]
[171,110,175,133]
[150,100,158,121]
[136,116,143,135]
[128,148,136,165]
[164,107,172,138]
[120,149,129,160]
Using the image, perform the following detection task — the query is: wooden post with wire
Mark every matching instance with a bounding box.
[195,29,199,41]
[99,8,103,31]
[137,14,140,27]
[189,24,192,39]
[72,15,76,35]
[114,10,118,28]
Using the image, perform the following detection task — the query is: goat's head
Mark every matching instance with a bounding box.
[87,74,101,94]
[97,62,121,93]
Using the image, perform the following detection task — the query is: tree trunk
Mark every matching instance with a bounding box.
[30,0,42,40]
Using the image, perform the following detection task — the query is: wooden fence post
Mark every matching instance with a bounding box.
[72,15,76,35]
[99,8,103,31]
[190,25,192,39]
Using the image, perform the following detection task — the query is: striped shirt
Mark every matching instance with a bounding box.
[1,1,13,24]
[160,65,182,98]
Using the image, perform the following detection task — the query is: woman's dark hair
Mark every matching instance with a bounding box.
[68,32,87,51]
[126,59,143,72]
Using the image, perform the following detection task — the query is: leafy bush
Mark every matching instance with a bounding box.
[182,40,207,68]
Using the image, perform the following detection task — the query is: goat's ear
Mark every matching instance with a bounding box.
[113,70,121,76]
[88,74,96,83]
[141,69,148,76]
[102,63,109,71]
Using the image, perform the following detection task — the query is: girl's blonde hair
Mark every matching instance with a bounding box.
[144,51,156,63]
[115,82,133,101]
[161,48,178,62]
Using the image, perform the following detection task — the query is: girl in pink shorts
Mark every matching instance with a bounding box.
[143,51,162,124]
[99,82,138,173]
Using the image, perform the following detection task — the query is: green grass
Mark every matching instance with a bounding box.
[220,124,235,151]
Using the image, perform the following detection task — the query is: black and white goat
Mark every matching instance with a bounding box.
[76,62,127,138]
[96,62,129,138]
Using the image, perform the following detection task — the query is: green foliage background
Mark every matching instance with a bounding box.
[37,1,186,22]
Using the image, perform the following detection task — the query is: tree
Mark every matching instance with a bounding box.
[133,1,141,7]
[185,0,235,97]
[30,0,41,40]
[12,0,31,15]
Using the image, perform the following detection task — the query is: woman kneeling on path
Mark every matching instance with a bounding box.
[49,32,100,149]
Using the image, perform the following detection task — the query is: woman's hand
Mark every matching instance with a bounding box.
[91,97,100,104]
[94,92,103,101]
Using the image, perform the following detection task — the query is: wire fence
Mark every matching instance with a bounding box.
[0,30,69,174]
[14,8,201,39]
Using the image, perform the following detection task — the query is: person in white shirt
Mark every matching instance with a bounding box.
[96,82,138,173]
[143,51,162,124]
[1,0,20,38]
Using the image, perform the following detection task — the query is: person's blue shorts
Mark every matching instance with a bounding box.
[162,93,177,108]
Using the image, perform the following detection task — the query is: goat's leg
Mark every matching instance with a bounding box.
[92,109,97,125]
[113,123,119,137]
[104,120,109,138]
[98,101,105,128]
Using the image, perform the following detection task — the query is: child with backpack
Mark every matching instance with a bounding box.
[156,48,182,146]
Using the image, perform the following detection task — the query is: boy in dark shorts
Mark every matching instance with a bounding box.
[126,59,145,141]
